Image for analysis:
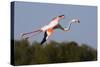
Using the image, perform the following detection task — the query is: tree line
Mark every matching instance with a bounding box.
[13,39,97,65]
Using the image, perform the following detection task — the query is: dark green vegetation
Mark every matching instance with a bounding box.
[13,39,97,65]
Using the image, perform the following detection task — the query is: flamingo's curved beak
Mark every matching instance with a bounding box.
[77,20,80,23]
[70,19,80,23]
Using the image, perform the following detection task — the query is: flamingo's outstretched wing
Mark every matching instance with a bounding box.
[40,32,47,44]
[41,28,53,44]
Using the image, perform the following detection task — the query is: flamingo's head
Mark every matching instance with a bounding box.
[70,19,80,23]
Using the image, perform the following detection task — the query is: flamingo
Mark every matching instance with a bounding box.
[21,15,80,44]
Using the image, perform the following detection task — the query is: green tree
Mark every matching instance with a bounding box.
[14,39,30,65]
[79,44,97,61]
[29,42,49,64]
[13,40,97,65]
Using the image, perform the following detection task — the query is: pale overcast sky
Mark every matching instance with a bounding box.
[13,1,97,48]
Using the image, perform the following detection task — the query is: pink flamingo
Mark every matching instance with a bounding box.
[21,15,80,44]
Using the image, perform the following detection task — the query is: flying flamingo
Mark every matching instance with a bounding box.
[21,15,80,44]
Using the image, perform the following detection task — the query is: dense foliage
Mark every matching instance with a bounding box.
[13,39,97,65]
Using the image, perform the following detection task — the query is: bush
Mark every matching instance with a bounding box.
[13,39,97,65]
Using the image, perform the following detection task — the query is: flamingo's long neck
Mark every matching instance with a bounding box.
[64,22,73,31]
[68,22,73,30]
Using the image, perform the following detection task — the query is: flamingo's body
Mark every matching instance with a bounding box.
[21,15,80,44]
[41,16,60,32]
